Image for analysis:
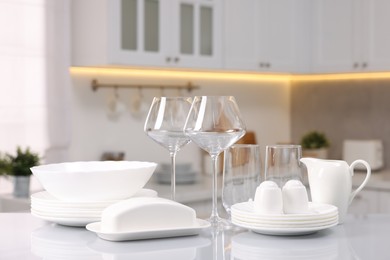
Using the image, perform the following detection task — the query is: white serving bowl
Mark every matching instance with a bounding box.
[31,161,157,202]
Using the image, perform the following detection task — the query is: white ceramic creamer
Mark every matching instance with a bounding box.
[300,158,371,224]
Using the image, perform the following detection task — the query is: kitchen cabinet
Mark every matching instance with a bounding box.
[224,0,309,73]
[72,0,222,69]
[310,0,390,73]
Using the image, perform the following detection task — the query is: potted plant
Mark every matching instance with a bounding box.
[0,147,40,198]
[300,131,330,159]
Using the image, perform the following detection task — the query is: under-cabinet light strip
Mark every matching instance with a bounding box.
[70,67,390,82]
[70,67,291,82]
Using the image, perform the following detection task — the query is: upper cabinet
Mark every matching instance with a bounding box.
[72,0,222,69]
[223,0,310,73]
[310,0,390,73]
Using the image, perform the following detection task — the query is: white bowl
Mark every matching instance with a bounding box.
[31,161,157,202]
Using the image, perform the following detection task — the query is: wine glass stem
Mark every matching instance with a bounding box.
[170,152,177,201]
[211,154,220,221]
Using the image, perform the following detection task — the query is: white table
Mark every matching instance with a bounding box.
[1,213,390,259]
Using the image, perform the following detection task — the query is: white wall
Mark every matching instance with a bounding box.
[68,71,291,173]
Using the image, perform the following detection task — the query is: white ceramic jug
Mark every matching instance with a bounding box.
[300,158,371,224]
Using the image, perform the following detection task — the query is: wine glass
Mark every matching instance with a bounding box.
[184,96,246,228]
[144,97,192,200]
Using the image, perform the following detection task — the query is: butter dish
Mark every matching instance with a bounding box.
[86,197,210,241]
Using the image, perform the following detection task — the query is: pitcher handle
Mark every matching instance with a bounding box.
[349,159,371,205]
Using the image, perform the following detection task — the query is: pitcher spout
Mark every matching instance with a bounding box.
[299,157,321,170]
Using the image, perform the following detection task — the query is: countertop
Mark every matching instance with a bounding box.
[1,213,390,259]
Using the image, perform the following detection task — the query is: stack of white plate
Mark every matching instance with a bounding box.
[31,189,158,227]
[231,200,338,236]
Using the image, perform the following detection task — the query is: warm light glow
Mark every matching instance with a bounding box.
[70,67,390,82]
[69,67,291,82]
[292,72,390,81]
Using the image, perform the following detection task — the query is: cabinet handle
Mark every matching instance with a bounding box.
[362,62,368,68]
[259,62,264,68]
[266,62,271,68]
[166,57,171,63]
[353,62,359,69]
[174,57,180,63]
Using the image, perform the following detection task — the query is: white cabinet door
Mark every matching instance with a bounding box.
[72,0,169,67]
[224,0,306,72]
[108,0,170,66]
[310,0,360,73]
[72,0,222,69]
[224,0,258,70]
[310,0,390,73]
[362,0,390,71]
[169,0,222,69]
[258,0,306,72]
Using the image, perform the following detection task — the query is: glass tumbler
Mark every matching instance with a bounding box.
[264,145,304,187]
[222,144,262,219]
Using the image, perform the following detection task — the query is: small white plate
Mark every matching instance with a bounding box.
[232,219,338,236]
[231,214,338,227]
[232,201,338,221]
[31,191,123,207]
[31,208,102,218]
[86,219,210,241]
[231,210,338,225]
[232,216,338,229]
[32,212,99,227]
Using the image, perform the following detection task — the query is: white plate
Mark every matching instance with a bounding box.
[31,208,102,218]
[232,219,338,236]
[32,212,99,227]
[86,219,211,241]
[231,213,338,227]
[31,203,107,213]
[231,211,338,224]
[31,191,124,207]
[31,189,158,208]
[232,216,338,228]
[231,201,338,221]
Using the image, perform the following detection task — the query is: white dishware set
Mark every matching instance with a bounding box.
[30,161,158,227]
[231,180,339,235]
[30,189,158,227]
[29,96,372,242]
[225,144,372,236]
[300,157,371,223]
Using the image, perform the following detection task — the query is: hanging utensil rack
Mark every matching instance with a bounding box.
[91,79,199,92]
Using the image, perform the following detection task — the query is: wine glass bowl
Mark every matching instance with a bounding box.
[184,96,246,228]
[144,97,192,200]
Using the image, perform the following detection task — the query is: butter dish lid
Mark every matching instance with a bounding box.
[86,197,210,241]
[99,197,197,233]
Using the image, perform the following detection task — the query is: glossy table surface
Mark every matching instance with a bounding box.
[1,213,390,259]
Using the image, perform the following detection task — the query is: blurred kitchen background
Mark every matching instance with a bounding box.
[1,0,390,215]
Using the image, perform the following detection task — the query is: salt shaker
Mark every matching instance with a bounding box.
[254,181,283,214]
[282,180,309,214]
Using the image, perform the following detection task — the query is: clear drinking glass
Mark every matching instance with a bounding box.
[144,97,192,200]
[222,144,261,221]
[264,145,303,187]
[184,96,246,228]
